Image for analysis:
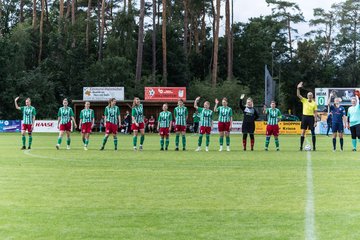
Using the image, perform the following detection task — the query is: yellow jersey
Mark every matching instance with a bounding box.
[301,98,317,116]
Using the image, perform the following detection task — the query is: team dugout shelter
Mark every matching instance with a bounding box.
[73,87,195,131]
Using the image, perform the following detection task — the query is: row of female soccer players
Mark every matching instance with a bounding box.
[14,95,268,151]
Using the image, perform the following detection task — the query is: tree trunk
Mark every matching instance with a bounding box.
[59,0,64,19]
[194,18,200,53]
[157,0,160,27]
[231,0,234,77]
[20,0,24,23]
[135,0,145,85]
[71,0,76,47]
[183,0,188,57]
[128,0,132,14]
[287,16,292,59]
[0,0,2,36]
[32,0,37,29]
[86,0,92,55]
[152,0,156,83]
[39,0,45,64]
[45,0,49,23]
[211,0,220,87]
[225,0,232,80]
[200,0,206,52]
[98,0,106,61]
[162,0,167,86]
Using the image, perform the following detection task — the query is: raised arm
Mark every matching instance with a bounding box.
[213,99,219,112]
[297,82,304,100]
[14,97,21,110]
[239,94,245,111]
[194,96,200,109]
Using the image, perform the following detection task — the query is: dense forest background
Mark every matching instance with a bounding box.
[1,0,360,119]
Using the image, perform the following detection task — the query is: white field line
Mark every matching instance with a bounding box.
[305,140,316,240]
[24,150,68,160]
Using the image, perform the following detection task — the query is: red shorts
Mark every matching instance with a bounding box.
[200,126,212,135]
[22,124,33,133]
[218,122,231,132]
[106,122,118,134]
[159,127,170,137]
[81,122,92,134]
[59,122,72,131]
[266,125,279,137]
[148,124,155,128]
[175,125,186,132]
[131,122,145,131]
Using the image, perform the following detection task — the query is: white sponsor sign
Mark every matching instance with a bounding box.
[83,87,125,101]
[211,121,243,134]
[31,120,59,133]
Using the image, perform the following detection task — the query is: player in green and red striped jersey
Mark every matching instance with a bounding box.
[100,98,121,151]
[194,96,213,152]
[14,97,36,150]
[157,103,172,151]
[174,99,188,151]
[56,98,77,150]
[132,97,145,151]
[79,101,95,151]
[263,101,282,151]
[214,98,233,152]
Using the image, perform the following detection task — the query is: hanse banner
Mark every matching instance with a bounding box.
[145,87,186,101]
[32,120,59,133]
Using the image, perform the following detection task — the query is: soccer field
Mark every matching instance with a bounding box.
[1,133,360,239]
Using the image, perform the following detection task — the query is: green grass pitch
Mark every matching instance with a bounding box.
[1,132,360,239]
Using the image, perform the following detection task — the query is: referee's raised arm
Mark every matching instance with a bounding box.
[296,82,304,100]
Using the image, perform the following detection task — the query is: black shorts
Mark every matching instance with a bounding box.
[242,122,255,134]
[350,124,360,139]
[301,115,315,131]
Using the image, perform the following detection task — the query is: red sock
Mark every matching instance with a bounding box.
[251,139,255,150]
[243,139,247,150]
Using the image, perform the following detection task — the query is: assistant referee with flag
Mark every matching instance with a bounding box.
[297,82,318,151]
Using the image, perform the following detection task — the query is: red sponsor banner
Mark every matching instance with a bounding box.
[145,87,186,102]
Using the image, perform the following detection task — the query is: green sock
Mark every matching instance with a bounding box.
[206,134,210,147]
[85,139,89,146]
[102,136,108,146]
[182,135,186,147]
[265,136,270,148]
[22,136,26,147]
[28,136,33,147]
[82,138,85,144]
[352,139,357,149]
[165,138,169,148]
[160,138,164,148]
[226,136,230,146]
[140,135,145,145]
[67,138,71,146]
[198,134,203,147]
[219,136,224,146]
[114,137,118,149]
[275,138,279,148]
[133,136,138,147]
[175,134,180,147]
[57,137,62,145]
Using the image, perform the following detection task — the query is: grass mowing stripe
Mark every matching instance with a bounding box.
[305,139,316,240]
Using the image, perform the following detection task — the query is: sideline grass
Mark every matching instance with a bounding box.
[0,133,360,239]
